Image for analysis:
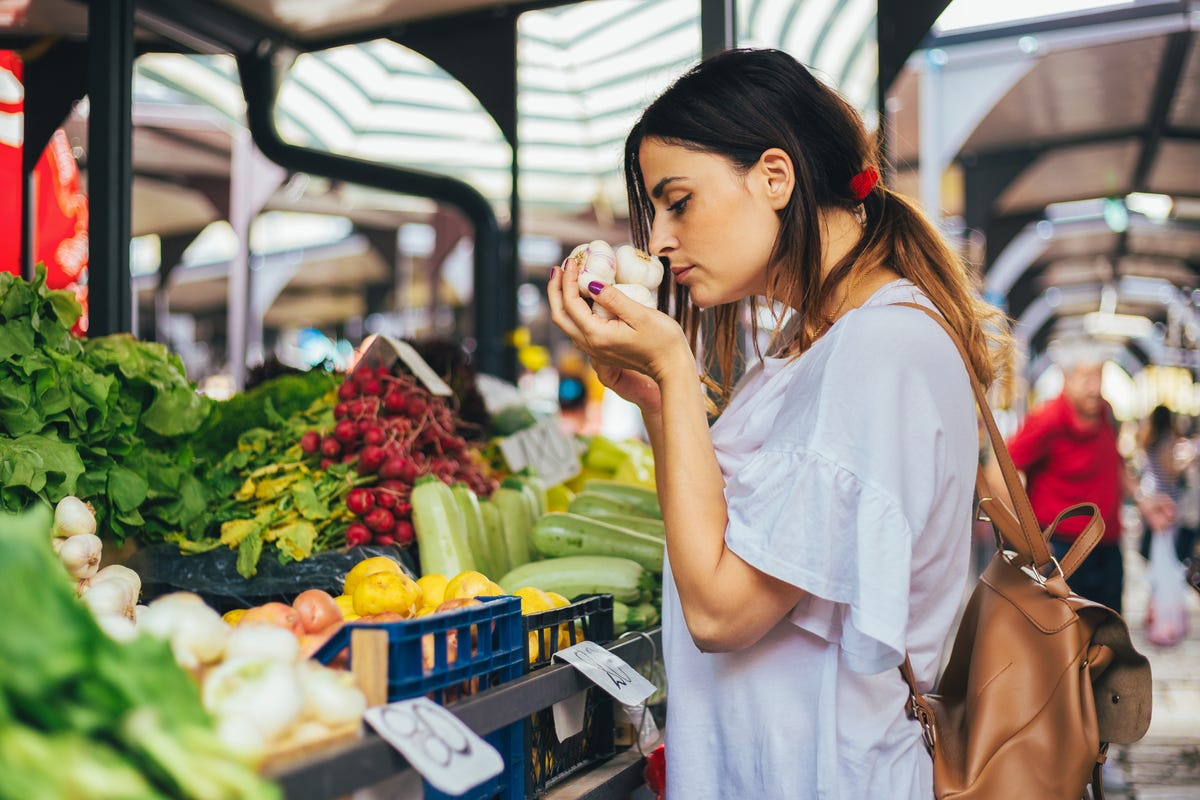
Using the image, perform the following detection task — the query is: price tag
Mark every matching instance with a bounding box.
[553,640,657,706]
[364,697,503,796]
[497,416,581,487]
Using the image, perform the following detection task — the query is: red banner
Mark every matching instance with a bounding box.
[0,50,89,333]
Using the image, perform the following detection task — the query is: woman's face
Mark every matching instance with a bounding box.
[638,137,786,308]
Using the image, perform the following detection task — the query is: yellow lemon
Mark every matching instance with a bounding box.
[545,592,571,609]
[416,574,449,607]
[513,586,554,615]
[352,571,421,617]
[343,556,403,597]
[558,622,586,651]
[527,631,544,663]
[415,604,439,618]
[332,594,356,618]
[545,484,575,513]
[222,608,247,626]
[444,570,497,601]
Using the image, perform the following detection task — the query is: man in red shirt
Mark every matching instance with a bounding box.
[1007,353,1174,614]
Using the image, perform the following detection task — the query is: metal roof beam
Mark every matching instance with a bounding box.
[133,0,291,55]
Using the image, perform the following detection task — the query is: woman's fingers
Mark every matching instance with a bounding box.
[547,264,587,344]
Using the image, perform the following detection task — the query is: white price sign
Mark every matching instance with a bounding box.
[364,697,503,796]
[553,640,657,706]
[497,416,582,487]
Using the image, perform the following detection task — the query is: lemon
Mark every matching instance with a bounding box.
[545,484,575,513]
[222,608,247,626]
[344,556,403,597]
[513,586,554,615]
[332,594,356,618]
[444,570,497,601]
[545,592,571,609]
[415,604,439,618]
[353,571,421,617]
[416,574,449,607]
[558,622,585,651]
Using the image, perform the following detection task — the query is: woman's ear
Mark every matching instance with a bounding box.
[758,148,795,211]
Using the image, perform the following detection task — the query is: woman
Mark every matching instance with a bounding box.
[1139,404,1190,646]
[548,49,1010,798]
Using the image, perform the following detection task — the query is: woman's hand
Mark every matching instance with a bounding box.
[546,256,691,414]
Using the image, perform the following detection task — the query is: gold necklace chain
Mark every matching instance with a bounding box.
[824,266,876,326]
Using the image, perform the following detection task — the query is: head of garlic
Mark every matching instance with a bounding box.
[54,495,97,538]
[615,245,665,291]
[571,240,617,294]
[58,533,103,580]
[140,592,230,671]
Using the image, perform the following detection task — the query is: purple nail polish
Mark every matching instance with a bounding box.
[588,281,604,295]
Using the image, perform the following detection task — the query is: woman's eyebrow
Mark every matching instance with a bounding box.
[651,176,685,199]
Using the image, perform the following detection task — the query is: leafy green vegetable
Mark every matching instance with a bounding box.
[194,370,337,462]
[0,269,214,544]
[0,505,279,800]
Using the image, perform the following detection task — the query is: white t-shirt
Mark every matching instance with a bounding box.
[661,280,976,799]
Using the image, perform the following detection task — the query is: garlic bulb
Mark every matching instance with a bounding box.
[81,578,137,621]
[615,245,664,290]
[58,533,103,580]
[570,240,617,294]
[54,496,97,538]
[91,564,142,601]
[140,593,230,670]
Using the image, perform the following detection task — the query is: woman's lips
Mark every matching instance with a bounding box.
[671,266,693,282]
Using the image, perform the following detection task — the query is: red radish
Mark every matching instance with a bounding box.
[334,402,350,418]
[364,507,395,534]
[347,488,375,516]
[383,391,407,414]
[406,396,427,417]
[320,458,335,470]
[363,427,386,446]
[358,445,386,475]
[300,431,320,454]
[374,534,396,547]
[379,456,408,480]
[392,520,415,546]
[375,365,391,379]
[337,380,358,401]
[356,418,373,434]
[333,419,359,443]
[394,500,413,517]
[360,377,382,396]
[375,490,397,510]
[378,479,408,496]
[345,522,371,547]
[320,436,342,457]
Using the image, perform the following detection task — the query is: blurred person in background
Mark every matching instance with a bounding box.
[1007,349,1175,616]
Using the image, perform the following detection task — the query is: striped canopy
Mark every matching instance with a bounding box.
[134,0,879,221]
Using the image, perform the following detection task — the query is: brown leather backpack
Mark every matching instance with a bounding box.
[895,303,1152,800]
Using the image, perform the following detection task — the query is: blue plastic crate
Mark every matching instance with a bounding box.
[313,595,525,800]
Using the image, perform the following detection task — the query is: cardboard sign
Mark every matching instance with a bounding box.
[364,697,503,795]
[497,416,581,487]
[355,334,453,396]
[553,640,657,706]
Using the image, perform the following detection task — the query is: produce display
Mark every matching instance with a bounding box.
[0,269,668,797]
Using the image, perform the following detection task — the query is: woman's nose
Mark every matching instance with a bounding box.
[647,219,677,259]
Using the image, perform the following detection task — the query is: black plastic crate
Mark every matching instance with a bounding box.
[522,594,616,797]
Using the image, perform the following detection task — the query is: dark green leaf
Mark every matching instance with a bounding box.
[107,466,149,512]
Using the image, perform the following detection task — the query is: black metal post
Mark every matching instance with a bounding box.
[87,0,135,335]
[700,0,736,59]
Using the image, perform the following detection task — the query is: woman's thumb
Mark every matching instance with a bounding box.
[589,282,655,321]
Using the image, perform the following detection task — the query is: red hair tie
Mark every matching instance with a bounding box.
[849,166,880,202]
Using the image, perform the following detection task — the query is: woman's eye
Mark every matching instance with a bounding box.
[666,194,691,215]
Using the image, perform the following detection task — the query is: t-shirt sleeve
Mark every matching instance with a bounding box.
[723,448,916,675]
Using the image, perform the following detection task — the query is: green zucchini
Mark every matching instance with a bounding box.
[568,491,651,519]
[493,478,535,569]
[411,475,475,577]
[451,483,495,578]
[581,479,661,519]
[532,512,663,573]
[478,498,510,578]
[497,555,653,604]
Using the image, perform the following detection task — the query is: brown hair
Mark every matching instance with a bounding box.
[623,48,1013,409]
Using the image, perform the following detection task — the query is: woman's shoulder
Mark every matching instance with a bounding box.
[833,281,960,366]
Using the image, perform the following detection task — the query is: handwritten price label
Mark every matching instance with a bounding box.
[497,416,581,487]
[364,697,503,795]
[553,640,657,706]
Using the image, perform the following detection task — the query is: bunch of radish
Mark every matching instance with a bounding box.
[300,366,496,549]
